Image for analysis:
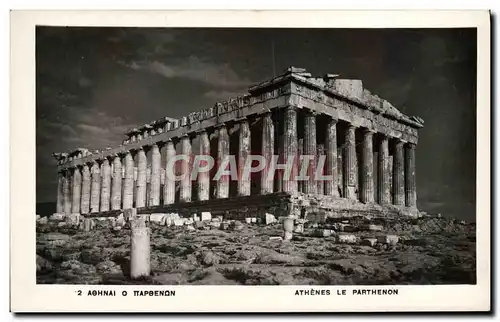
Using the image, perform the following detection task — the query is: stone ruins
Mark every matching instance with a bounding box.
[52,67,424,221]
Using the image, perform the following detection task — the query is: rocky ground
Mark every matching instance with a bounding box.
[36,213,476,285]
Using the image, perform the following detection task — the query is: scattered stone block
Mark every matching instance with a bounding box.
[294,224,304,233]
[245,217,252,224]
[36,215,41,221]
[185,225,196,231]
[265,213,276,225]
[377,235,399,246]
[184,218,194,225]
[201,212,212,221]
[194,221,205,230]
[49,213,66,221]
[115,213,126,227]
[251,217,257,223]
[230,221,244,231]
[269,236,283,241]
[112,226,122,232]
[192,214,200,222]
[219,222,230,230]
[216,215,224,221]
[37,217,48,225]
[336,234,358,244]
[150,213,166,225]
[283,231,293,241]
[364,224,383,231]
[306,211,327,223]
[361,238,378,247]
[211,217,221,222]
[65,213,80,226]
[173,219,184,226]
[57,222,66,227]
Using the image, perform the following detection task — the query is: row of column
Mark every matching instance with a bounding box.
[56,106,417,215]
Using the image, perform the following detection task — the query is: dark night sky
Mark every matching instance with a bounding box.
[36,27,477,220]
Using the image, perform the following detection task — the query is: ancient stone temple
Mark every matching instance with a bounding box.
[52,67,424,220]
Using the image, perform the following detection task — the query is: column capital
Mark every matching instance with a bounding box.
[346,123,357,130]
[362,128,376,136]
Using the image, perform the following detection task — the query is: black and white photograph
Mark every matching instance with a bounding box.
[10,10,491,312]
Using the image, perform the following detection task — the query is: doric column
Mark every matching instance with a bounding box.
[163,140,176,205]
[180,135,192,202]
[343,124,357,199]
[80,164,91,214]
[122,151,134,209]
[71,167,82,213]
[325,118,339,197]
[90,162,101,213]
[297,138,304,193]
[405,143,417,208]
[149,143,161,206]
[316,144,325,195]
[56,171,64,213]
[62,169,71,214]
[198,131,210,201]
[392,139,405,206]
[261,113,274,194]
[360,130,374,203]
[100,158,111,212]
[110,155,122,210]
[238,118,251,196]
[216,125,230,199]
[303,111,317,194]
[282,106,298,194]
[136,147,147,208]
[377,136,390,204]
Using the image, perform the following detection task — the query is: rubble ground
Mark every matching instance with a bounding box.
[36,214,476,285]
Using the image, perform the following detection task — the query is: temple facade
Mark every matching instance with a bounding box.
[52,67,424,219]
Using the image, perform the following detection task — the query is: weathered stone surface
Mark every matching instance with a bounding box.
[343,125,357,200]
[65,213,80,227]
[363,224,383,231]
[136,148,147,208]
[216,125,230,199]
[261,113,274,194]
[238,119,251,196]
[201,212,212,221]
[149,143,161,207]
[393,140,405,206]
[282,106,298,194]
[377,235,399,246]
[325,118,339,197]
[361,238,378,247]
[337,234,358,244]
[149,213,166,225]
[377,136,390,204]
[49,213,66,221]
[303,111,317,194]
[163,140,176,205]
[360,130,374,203]
[111,156,122,210]
[130,217,150,279]
[173,218,185,226]
[90,162,101,213]
[71,167,82,213]
[405,143,417,207]
[265,213,276,225]
[179,136,192,203]
[197,131,210,201]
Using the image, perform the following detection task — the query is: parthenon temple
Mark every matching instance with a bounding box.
[53,67,424,220]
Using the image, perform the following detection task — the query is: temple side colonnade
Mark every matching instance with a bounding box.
[53,67,424,216]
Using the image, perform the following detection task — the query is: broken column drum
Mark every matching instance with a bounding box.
[53,67,423,219]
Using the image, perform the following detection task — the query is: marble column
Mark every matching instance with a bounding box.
[297,138,304,193]
[360,130,374,203]
[149,143,161,206]
[303,111,317,194]
[282,106,298,194]
[56,171,64,213]
[216,125,230,199]
[122,151,134,209]
[325,118,339,197]
[163,140,176,205]
[80,164,91,214]
[343,124,357,200]
[261,113,274,194]
[180,136,192,202]
[90,162,101,213]
[198,131,210,201]
[100,158,111,212]
[111,155,122,210]
[71,167,82,213]
[238,119,251,196]
[405,143,417,208]
[392,139,405,206]
[377,135,390,204]
[63,169,72,214]
[136,147,147,208]
[316,144,325,195]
